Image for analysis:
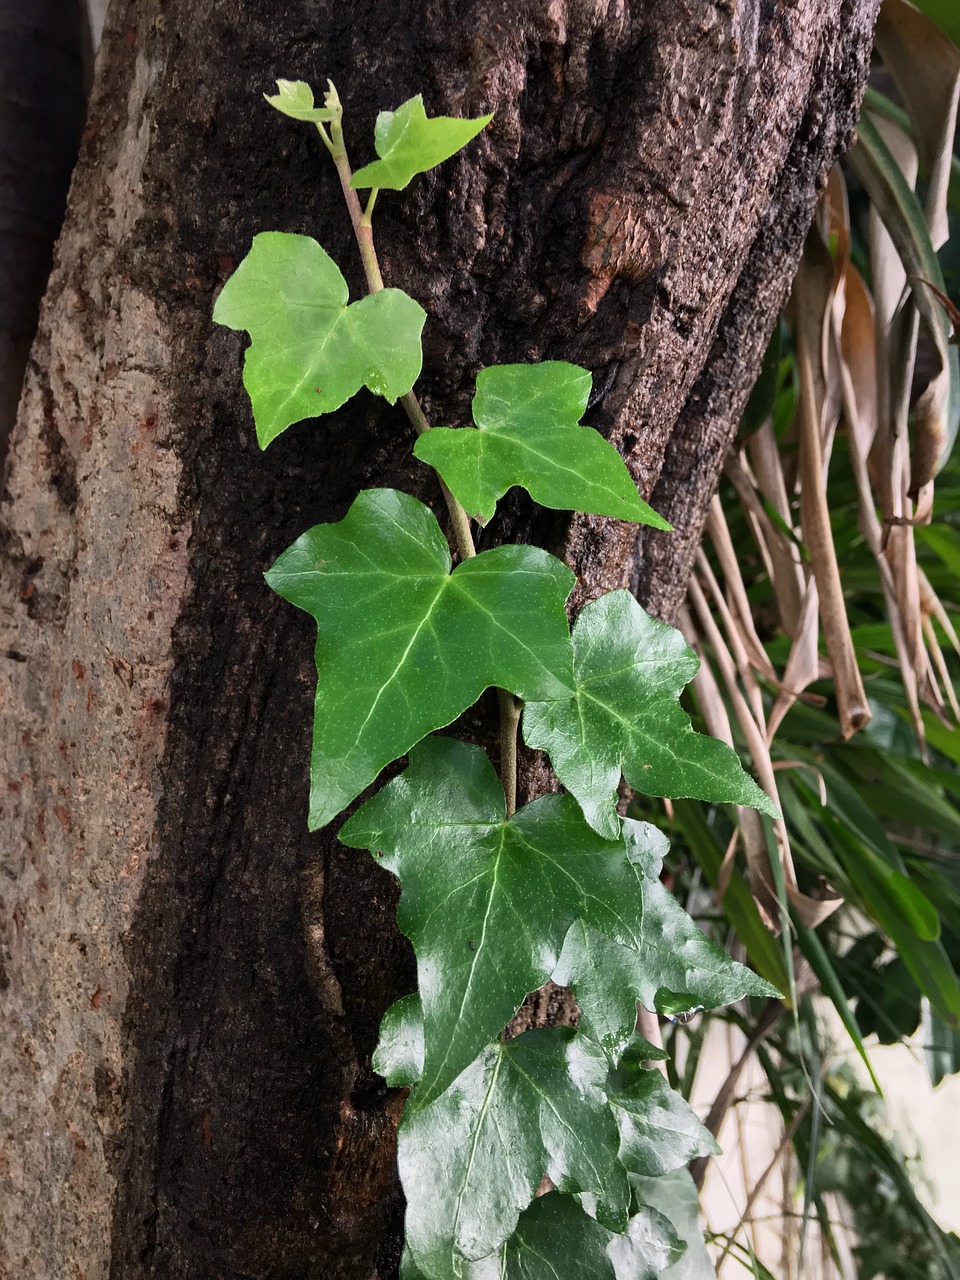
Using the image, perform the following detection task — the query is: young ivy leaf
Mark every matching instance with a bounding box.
[350,94,493,190]
[212,232,426,446]
[524,590,779,841]
[399,1028,627,1279]
[413,363,671,527]
[267,489,574,829]
[339,736,645,1108]
[263,78,336,123]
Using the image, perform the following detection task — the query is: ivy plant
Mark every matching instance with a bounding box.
[215,79,780,1278]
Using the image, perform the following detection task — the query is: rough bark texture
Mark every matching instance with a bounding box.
[0,1,877,1277]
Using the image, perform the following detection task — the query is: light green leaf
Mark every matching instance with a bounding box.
[524,590,779,841]
[213,232,426,446]
[340,737,645,1108]
[268,489,574,829]
[629,1171,716,1280]
[263,78,336,123]
[372,994,423,1087]
[350,95,492,190]
[413,363,671,527]
[607,1060,719,1177]
[400,1029,626,1277]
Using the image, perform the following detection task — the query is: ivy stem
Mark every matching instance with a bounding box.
[320,97,522,804]
[324,119,478,565]
[497,690,522,817]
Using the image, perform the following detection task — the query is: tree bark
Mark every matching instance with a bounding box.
[0,0,88,463]
[0,1,877,1277]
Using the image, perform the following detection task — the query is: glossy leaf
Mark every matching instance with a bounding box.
[557,883,777,1056]
[213,233,426,446]
[604,1200,687,1280]
[268,489,574,828]
[413,1193,682,1280]
[372,994,423,1087]
[340,736,645,1107]
[413,363,670,527]
[350,95,492,190]
[399,1028,626,1277]
[606,1061,719,1177]
[524,590,778,840]
[629,1171,718,1280]
[263,78,336,123]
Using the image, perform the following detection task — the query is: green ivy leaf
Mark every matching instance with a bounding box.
[554,923,647,1062]
[605,1200,687,1280]
[413,363,671,526]
[263,78,336,123]
[350,95,493,190]
[401,1202,682,1280]
[213,233,426,446]
[606,1062,719,1176]
[268,489,574,829]
[524,590,779,840]
[400,1028,627,1277]
[372,994,423,1087]
[555,824,778,1053]
[629,1172,717,1280]
[420,1193,682,1280]
[340,736,645,1107]
[645,876,783,1011]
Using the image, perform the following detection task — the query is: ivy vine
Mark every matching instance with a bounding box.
[214,78,780,1279]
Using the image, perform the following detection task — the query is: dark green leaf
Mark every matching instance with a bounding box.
[555,873,776,1060]
[795,925,883,1092]
[524,591,778,841]
[607,1061,719,1176]
[340,737,645,1106]
[400,1029,626,1277]
[438,1193,682,1280]
[629,1171,716,1280]
[213,233,426,445]
[269,489,574,828]
[350,95,492,190]
[922,999,960,1086]
[413,363,670,527]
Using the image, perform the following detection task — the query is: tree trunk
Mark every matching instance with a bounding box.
[0,1,877,1276]
[0,0,88,462]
